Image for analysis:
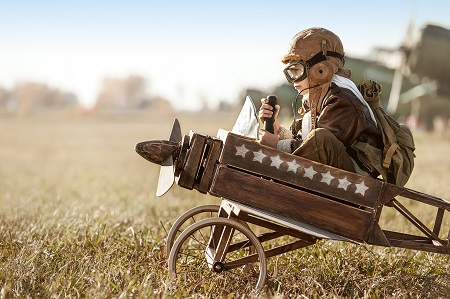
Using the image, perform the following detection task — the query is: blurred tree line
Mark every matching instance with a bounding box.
[0,75,174,117]
[94,75,173,113]
[0,83,78,117]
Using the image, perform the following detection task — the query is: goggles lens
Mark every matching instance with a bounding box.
[283,61,307,83]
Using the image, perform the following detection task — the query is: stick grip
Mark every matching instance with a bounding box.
[264,95,278,134]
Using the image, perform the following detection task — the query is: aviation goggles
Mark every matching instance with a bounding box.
[283,61,308,83]
[283,51,345,84]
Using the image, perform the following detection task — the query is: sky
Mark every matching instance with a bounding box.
[0,0,449,111]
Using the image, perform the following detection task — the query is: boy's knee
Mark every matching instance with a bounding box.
[306,128,335,144]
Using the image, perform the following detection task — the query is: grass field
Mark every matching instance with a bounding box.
[0,113,449,298]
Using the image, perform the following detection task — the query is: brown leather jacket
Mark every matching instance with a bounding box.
[317,83,383,170]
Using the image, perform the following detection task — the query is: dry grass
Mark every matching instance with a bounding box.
[0,113,449,298]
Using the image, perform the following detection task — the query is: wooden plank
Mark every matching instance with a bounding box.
[393,187,450,210]
[225,240,314,270]
[178,132,207,190]
[387,239,450,255]
[220,133,383,208]
[210,166,375,242]
[368,176,450,210]
[228,232,283,252]
[384,230,434,242]
[195,137,223,194]
[433,208,445,236]
[263,240,315,258]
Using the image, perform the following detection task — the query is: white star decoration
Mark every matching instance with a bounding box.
[354,181,369,195]
[337,176,351,191]
[270,155,284,169]
[320,171,334,185]
[235,144,249,158]
[253,149,266,163]
[233,142,370,196]
[303,166,317,179]
[286,159,300,173]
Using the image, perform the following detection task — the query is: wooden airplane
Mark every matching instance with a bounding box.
[136,118,450,291]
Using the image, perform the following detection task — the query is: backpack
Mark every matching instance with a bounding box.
[352,79,416,187]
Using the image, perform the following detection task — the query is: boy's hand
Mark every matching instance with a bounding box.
[258,97,280,134]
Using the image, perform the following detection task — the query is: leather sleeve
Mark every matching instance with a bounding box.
[317,84,382,150]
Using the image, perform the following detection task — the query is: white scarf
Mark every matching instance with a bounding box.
[301,94,311,138]
[332,74,377,125]
[301,75,377,138]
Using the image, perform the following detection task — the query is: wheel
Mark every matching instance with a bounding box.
[166,204,220,257]
[168,217,267,293]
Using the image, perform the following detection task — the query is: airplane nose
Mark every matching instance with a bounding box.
[135,140,179,165]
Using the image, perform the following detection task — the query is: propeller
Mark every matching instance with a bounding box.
[387,19,416,114]
[135,118,182,196]
[136,97,265,196]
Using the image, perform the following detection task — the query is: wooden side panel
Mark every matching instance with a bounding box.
[220,133,383,208]
[210,166,375,241]
[178,132,207,190]
[196,138,223,194]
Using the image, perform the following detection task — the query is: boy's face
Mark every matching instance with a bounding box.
[293,77,309,95]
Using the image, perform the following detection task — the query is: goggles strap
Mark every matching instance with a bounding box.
[306,51,344,68]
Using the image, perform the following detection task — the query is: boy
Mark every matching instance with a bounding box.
[259,27,383,177]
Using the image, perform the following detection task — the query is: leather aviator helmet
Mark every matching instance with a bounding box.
[282,27,349,129]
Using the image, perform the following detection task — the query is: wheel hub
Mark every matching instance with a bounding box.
[212,261,224,273]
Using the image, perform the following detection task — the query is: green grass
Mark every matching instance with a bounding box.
[0,113,449,298]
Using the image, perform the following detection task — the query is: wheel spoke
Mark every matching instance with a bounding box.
[186,232,208,247]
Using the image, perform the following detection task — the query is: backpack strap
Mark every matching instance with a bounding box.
[383,143,399,168]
